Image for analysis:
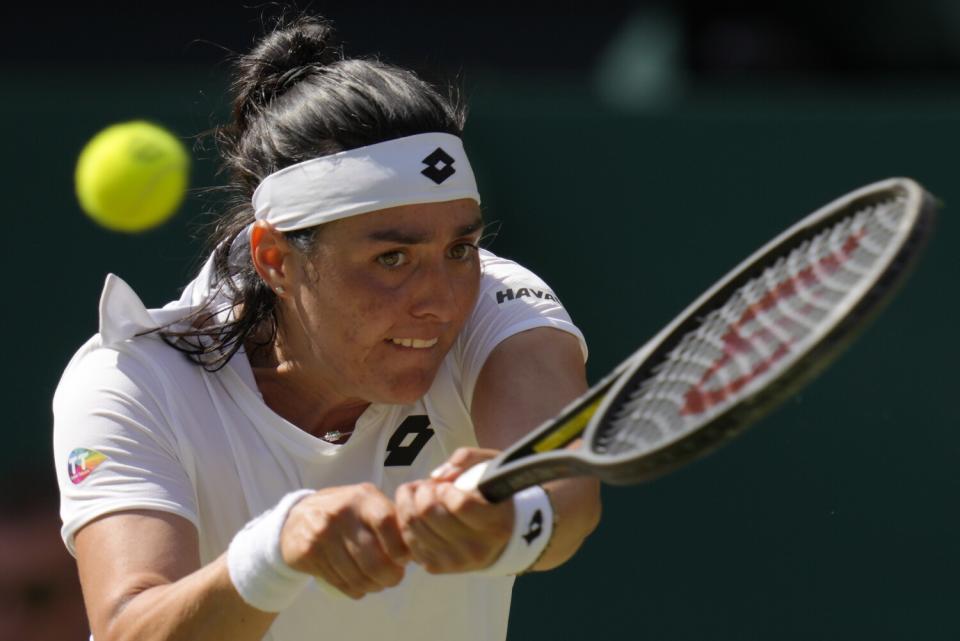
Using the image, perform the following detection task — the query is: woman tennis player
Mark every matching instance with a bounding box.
[53,13,600,641]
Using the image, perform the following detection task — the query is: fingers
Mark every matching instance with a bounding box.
[430,446,500,483]
[307,543,364,599]
[364,502,412,566]
[275,455,518,596]
[336,527,404,598]
[395,479,514,574]
[396,482,470,571]
[279,484,410,599]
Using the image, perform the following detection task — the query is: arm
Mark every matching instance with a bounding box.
[76,485,411,641]
[60,353,277,641]
[75,510,275,641]
[469,326,601,571]
[396,327,601,573]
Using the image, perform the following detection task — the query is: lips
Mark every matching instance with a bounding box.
[389,337,439,349]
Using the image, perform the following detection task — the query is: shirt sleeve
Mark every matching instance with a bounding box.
[53,340,199,555]
[454,250,588,410]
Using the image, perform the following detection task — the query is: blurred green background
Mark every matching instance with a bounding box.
[5,2,959,639]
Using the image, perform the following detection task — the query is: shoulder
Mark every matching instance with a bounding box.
[468,249,578,341]
[445,250,586,410]
[54,332,203,422]
[477,250,562,305]
[52,331,212,484]
[54,334,205,555]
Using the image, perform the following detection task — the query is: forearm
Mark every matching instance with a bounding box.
[468,327,600,572]
[530,476,601,571]
[91,555,277,641]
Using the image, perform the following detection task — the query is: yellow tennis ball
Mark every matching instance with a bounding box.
[75,120,190,233]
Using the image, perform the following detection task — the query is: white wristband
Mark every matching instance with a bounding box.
[476,484,555,577]
[227,489,314,612]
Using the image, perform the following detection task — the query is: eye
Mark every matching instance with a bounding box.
[448,243,478,260]
[377,251,408,268]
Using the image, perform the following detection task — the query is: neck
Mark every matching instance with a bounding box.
[246,340,369,440]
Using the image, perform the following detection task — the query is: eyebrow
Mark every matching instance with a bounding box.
[366,215,485,244]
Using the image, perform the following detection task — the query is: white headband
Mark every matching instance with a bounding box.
[251,132,481,231]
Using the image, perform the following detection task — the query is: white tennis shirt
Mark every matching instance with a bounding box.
[53,249,586,641]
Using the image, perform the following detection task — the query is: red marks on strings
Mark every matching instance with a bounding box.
[681,229,866,416]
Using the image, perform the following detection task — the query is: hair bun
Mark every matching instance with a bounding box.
[234,15,341,117]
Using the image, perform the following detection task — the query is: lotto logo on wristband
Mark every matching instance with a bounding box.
[523,509,543,545]
[67,448,108,484]
[476,485,553,576]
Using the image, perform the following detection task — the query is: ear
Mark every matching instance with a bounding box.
[250,221,292,296]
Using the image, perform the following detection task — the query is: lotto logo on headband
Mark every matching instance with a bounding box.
[67,447,108,485]
[252,133,480,229]
[421,147,456,184]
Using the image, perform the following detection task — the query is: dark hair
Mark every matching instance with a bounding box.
[160,14,467,370]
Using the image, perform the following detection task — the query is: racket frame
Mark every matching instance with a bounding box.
[473,177,936,502]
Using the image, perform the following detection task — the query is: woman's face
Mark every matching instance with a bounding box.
[277,198,484,405]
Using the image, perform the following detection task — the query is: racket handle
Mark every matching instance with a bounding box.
[454,461,490,492]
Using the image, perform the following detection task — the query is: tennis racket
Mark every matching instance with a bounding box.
[456,177,937,502]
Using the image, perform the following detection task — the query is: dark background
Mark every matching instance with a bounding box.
[5,2,959,639]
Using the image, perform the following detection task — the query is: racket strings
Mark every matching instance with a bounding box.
[594,196,908,455]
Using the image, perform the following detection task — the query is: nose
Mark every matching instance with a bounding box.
[408,258,462,322]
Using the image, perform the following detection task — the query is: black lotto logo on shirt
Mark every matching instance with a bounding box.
[522,509,544,545]
[493,287,560,305]
[385,415,436,466]
[421,147,456,184]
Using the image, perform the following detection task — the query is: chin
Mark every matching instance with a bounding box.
[375,368,440,405]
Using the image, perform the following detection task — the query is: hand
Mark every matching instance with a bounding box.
[279,484,411,599]
[395,447,514,574]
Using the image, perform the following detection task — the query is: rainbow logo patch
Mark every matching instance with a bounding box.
[67,448,108,485]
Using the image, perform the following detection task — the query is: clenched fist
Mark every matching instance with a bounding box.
[280,483,411,599]
[395,447,515,574]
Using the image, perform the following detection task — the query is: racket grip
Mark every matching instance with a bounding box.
[453,461,490,492]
